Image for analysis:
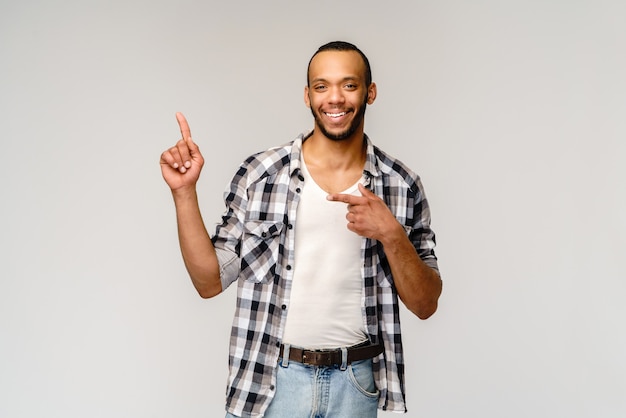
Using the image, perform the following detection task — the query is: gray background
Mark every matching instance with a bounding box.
[1,0,625,417]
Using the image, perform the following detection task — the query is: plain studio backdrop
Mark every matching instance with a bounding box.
[1,1,624,417]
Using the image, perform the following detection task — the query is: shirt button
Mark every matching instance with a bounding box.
[288,224,293,229]
[270,385,275,391]
[296,188,301,193]
[286,265,292,270]
[281,304,287,310]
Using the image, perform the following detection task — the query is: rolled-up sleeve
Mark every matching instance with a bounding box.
[215,247,239,290]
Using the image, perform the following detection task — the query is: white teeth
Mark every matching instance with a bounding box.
[326,112,346,118]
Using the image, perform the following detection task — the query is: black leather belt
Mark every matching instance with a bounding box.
[279,342,383,366]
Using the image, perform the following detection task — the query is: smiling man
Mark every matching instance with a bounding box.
[305,46,374,142]
[160,41,442,418]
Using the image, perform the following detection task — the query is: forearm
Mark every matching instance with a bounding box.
[172,186,222,298]
[381,225,442,319]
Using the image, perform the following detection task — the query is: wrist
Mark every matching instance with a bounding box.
[379,222,408,249]
[171,185,198,202]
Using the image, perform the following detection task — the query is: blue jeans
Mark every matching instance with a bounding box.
[226,357,379,418]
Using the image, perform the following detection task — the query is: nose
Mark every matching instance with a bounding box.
[327,86,345,105]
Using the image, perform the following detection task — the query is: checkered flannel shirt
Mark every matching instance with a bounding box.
[212,133,439,417]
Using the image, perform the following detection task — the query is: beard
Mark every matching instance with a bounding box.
[310,94,368,141]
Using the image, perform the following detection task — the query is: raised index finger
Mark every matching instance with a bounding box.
[176,112,192,140]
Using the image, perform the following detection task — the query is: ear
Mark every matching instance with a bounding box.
[366,82,377,104]
[304,86,311,108]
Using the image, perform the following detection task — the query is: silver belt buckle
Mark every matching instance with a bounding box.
[302,350,333,366]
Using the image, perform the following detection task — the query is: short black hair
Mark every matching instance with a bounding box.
[307,41,372,87]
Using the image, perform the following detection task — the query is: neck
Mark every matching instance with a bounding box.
[303,129,366,171]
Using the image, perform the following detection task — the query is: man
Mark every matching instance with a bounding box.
[160,41,442,418]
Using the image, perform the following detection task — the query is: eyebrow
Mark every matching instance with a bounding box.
[310,76,361,84]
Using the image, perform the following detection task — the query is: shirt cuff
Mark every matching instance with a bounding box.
[215,247,239,290]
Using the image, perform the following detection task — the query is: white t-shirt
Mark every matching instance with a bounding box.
[281,158,368,349]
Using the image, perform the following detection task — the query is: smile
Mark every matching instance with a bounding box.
[325,111,347,118]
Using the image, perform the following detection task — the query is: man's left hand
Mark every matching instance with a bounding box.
[327,183,402,241]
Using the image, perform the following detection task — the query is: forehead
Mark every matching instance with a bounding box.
[308,50,366,82]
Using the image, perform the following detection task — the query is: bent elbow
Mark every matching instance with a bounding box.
[412,300,438,320]
[197,285,221,299]
[198,288,219,299]
[414,274,442,319]
[400,298,438,319]
[192,276,222,299]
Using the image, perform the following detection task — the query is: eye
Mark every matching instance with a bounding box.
[314,85,327,91]
[344,83,357,90]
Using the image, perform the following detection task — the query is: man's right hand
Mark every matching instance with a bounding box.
[160,112,205,191]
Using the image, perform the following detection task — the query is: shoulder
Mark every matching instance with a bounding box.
[372,145,422,192]
[234,142,293,179]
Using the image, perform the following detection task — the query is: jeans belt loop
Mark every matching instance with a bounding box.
[280,343,291,368]
[340,347,348,371]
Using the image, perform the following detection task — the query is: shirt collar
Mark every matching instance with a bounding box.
[363,133,381,179]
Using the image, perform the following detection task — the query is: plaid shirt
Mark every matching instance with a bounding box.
[212,133,439,417]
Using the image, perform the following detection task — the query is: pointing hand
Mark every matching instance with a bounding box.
[327,183,401,241]
[160,112,205,191]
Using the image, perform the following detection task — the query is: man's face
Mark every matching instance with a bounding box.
[305,50,376,141]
